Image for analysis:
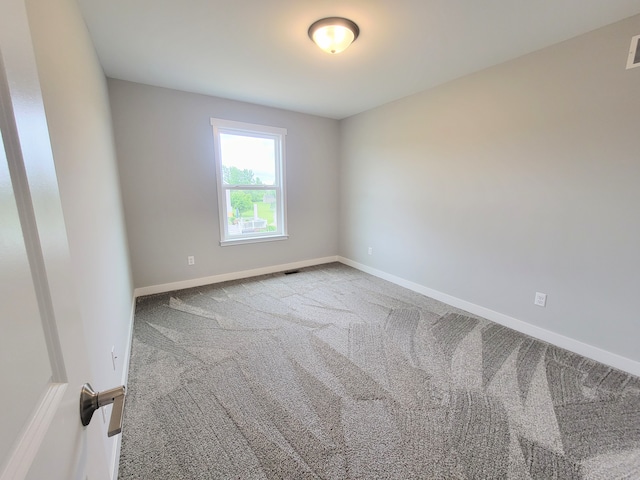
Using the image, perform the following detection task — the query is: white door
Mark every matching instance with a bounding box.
[0,0,110,478]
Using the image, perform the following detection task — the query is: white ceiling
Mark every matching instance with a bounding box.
[76,0,640,119]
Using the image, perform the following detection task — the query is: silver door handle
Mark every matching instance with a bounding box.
[80,383,126,437]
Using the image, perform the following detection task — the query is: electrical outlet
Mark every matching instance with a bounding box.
[534,292,547,307]
[368,247,373,255]
[188,255,195,265]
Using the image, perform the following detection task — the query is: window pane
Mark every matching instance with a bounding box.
[212,118,287,244]
[220,133,276,186]
[226,189,278,236]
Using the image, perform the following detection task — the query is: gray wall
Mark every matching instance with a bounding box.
[108,80,340,289]
[339,15,640,362]
[26,0,134,466]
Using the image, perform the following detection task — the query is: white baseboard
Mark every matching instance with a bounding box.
[108,256,639,477]
[338,256,640,377]
[130,253,640,376]
[110,294,136,480]
[120,295,136,387]
[134,256,340,298]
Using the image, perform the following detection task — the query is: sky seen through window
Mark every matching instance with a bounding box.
[220,133,276,185]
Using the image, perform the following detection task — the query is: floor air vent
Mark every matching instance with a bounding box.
[284,270,300,275]
[627,35,640,69]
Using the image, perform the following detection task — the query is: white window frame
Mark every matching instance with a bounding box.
[210,118,288,246]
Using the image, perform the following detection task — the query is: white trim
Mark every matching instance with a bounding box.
[337,256,640,377]
[626,34,640,69]
[220,234,289,246]
[109,294,136,480]
[279,132,288,239]
[0,383,67,480]
[210,117,287,136]
[110,433,121,480]
[120,296,136,387]
[134,256,339,298]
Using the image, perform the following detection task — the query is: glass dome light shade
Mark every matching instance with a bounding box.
[308,17,360,54]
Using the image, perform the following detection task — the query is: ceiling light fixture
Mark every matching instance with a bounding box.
[308,17,360,54]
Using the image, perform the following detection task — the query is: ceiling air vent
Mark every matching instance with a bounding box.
[627,34,640,69]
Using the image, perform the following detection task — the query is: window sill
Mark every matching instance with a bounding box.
[220,234,289,247]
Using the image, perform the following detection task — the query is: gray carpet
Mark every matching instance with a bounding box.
[119,263,640,479]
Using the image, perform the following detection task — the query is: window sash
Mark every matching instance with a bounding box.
[211,118,288,245]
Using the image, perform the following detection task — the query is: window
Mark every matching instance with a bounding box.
[210,118,288,245]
